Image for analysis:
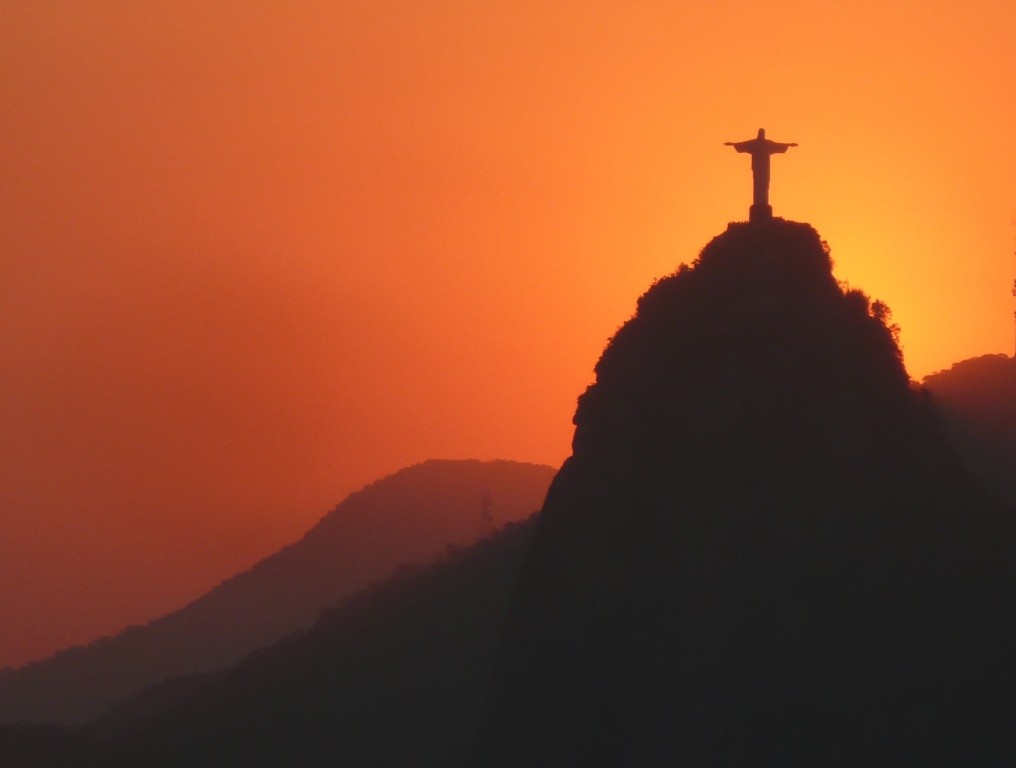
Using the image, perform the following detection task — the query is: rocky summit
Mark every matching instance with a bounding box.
[473,219,1016,766]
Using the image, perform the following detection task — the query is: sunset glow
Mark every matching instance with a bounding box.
[3,1,1015,668]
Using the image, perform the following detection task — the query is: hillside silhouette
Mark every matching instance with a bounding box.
[1,517,539,767]
[473,219,1016,765]
[0,459,554,725]
[923,353,1016,508]
[7,219,1016,765]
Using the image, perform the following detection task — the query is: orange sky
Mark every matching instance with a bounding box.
[2,1,1015,669]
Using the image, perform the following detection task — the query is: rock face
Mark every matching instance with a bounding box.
[0,459,555,725]
[473,220,1016,765]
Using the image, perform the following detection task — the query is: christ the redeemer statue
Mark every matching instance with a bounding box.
[725,128,797,222]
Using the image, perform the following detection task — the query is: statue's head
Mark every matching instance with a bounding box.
[757,128,766,138]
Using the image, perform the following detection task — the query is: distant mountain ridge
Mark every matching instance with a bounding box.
[0,516,541,767]
[923,353,1016,507]
[0,459,555,725]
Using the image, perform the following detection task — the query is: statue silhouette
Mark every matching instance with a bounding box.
[725,128,797,222]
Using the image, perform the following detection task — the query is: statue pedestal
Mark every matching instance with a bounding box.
[749,204,773,222]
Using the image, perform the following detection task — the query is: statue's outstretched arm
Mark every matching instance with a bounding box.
[724,140,753,152]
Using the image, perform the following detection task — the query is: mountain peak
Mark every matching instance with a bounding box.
[474,222,1016,765]
[573,219,910,469]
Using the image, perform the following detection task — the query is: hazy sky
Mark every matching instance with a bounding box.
[3,0,1015,668]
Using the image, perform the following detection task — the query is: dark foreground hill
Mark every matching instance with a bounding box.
[0,518,538,767]
[923,353,1016,508]
[7,219,1016,766]
[473,220,1016,765]
[0,459,554,725]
